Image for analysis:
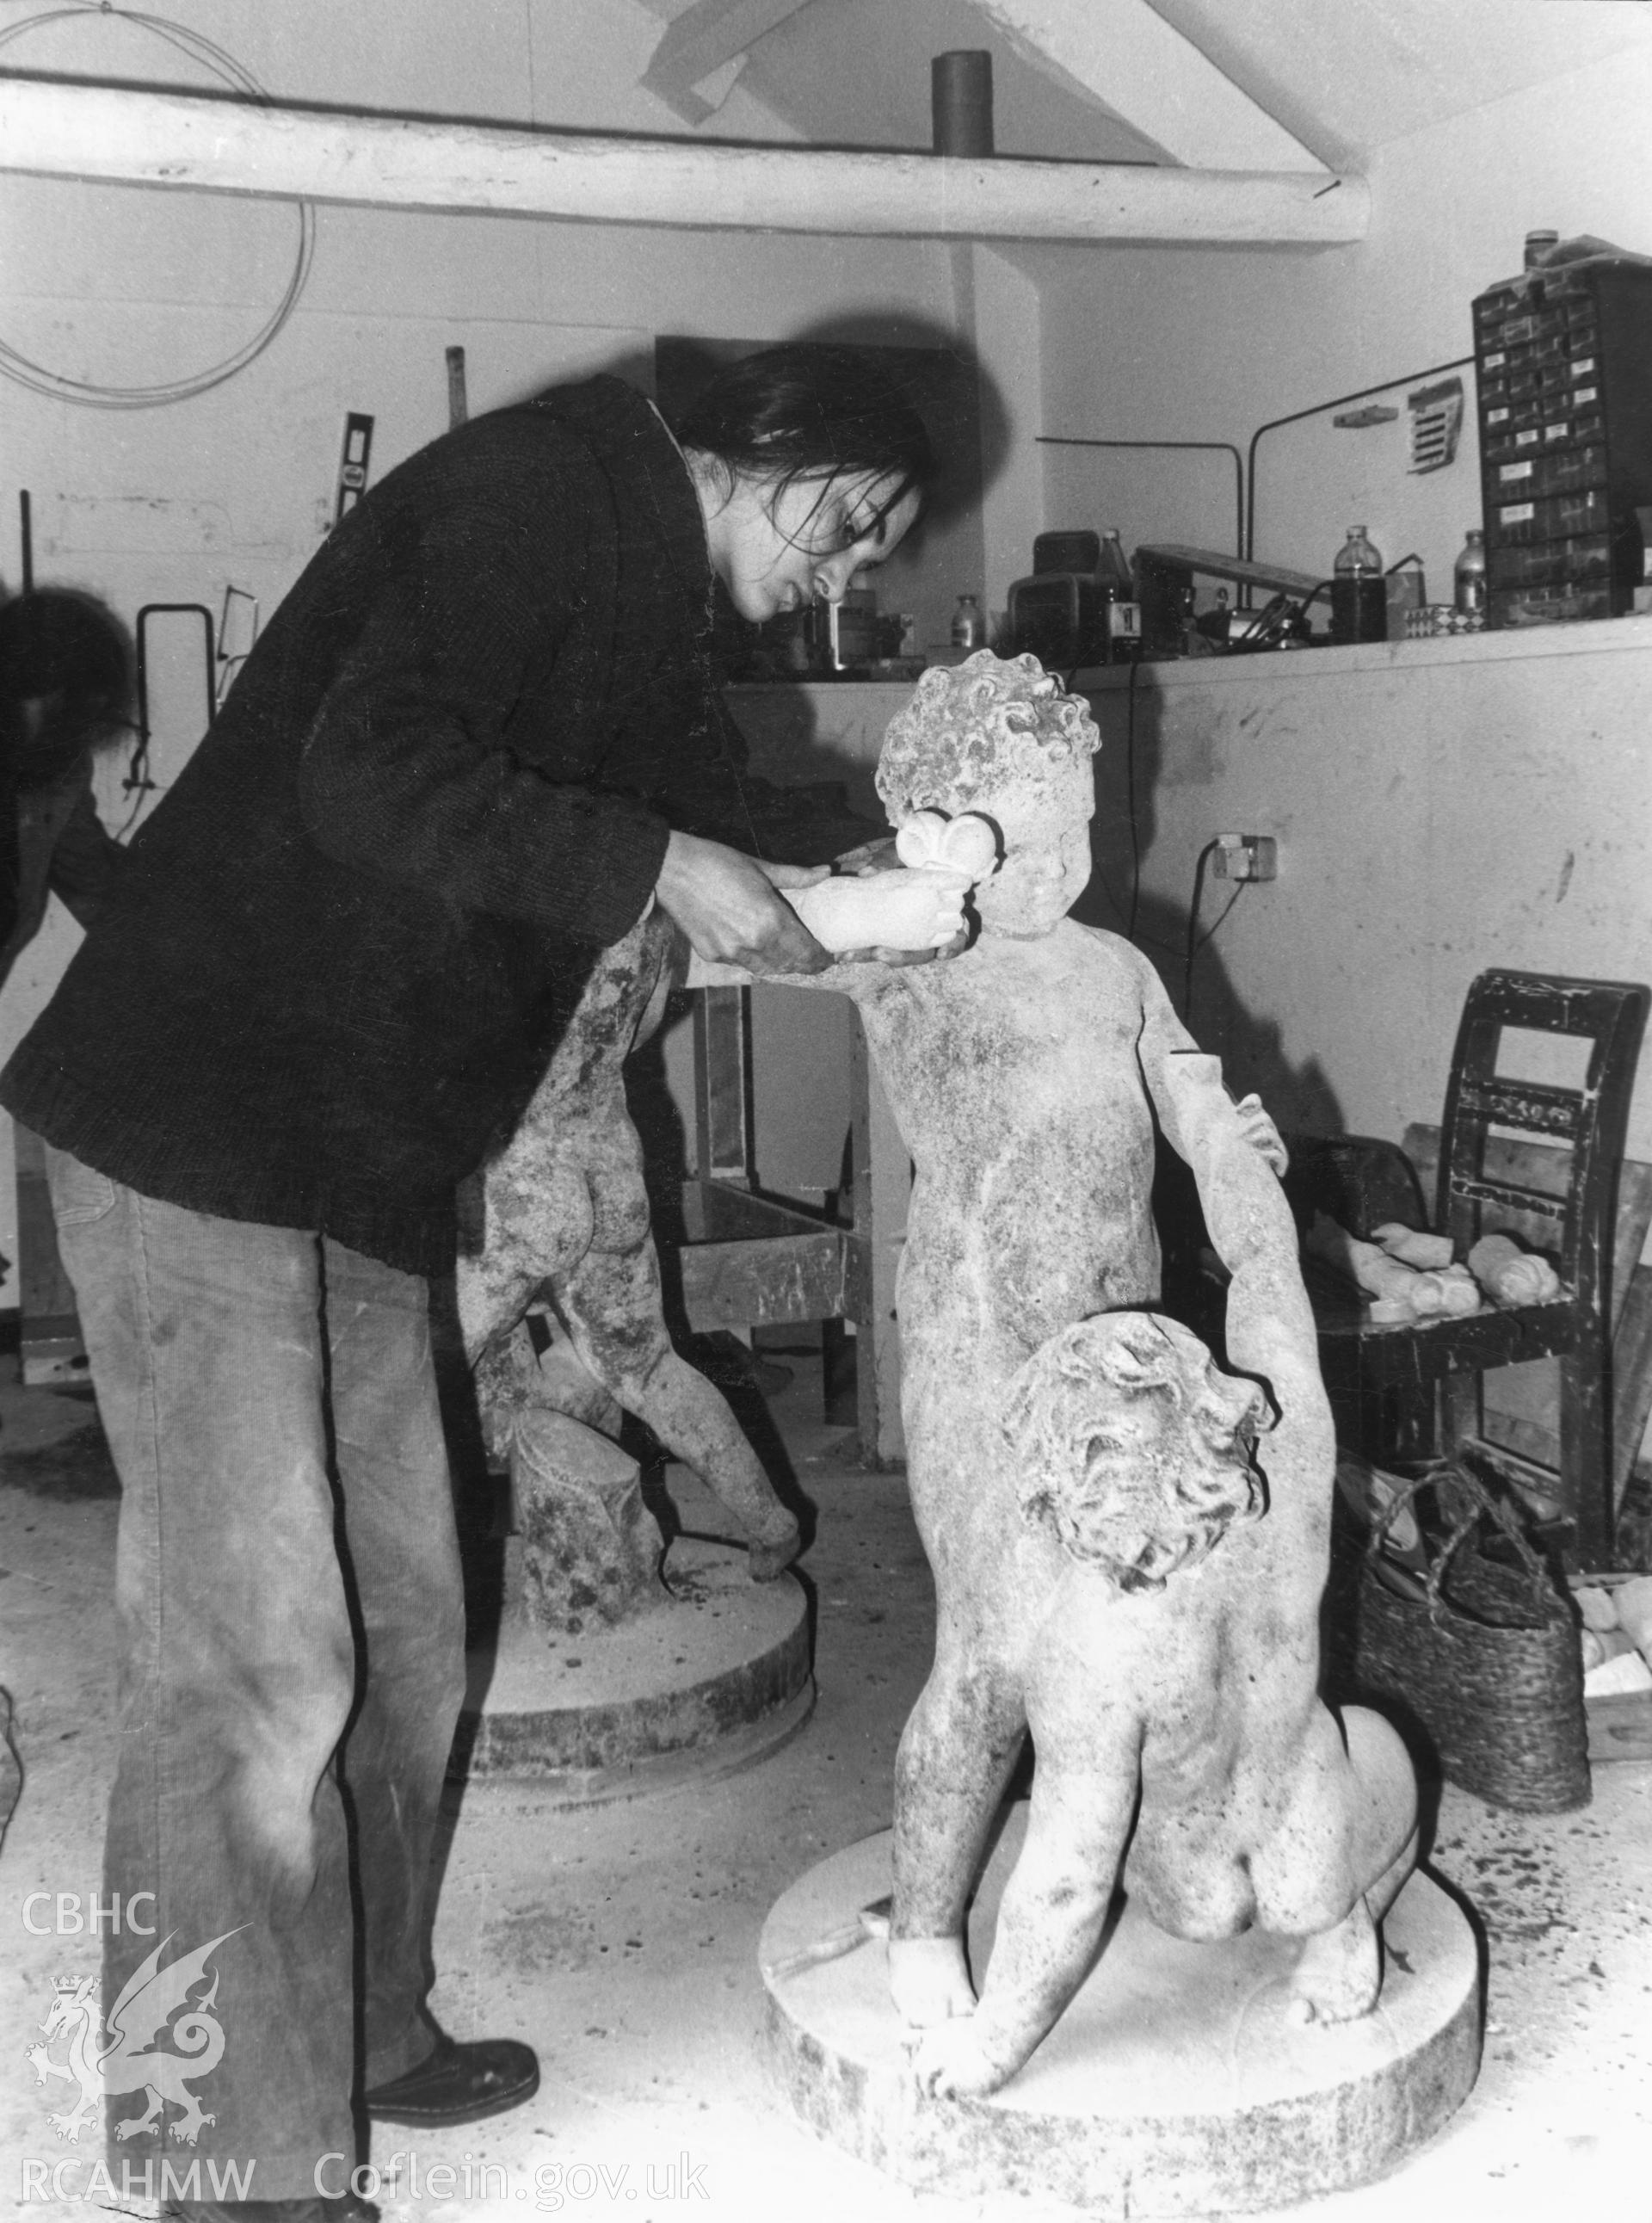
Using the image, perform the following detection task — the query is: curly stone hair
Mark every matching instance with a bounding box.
[876,650,1100,822]
[1002,1311,1269,1592]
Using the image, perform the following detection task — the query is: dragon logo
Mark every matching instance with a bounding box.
[24,1929,242,2146]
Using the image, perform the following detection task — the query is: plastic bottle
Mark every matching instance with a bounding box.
[1097,529,1142,661]
[951,593,985,652]
[1330,526,1386,645]
[1453,529,1487,621]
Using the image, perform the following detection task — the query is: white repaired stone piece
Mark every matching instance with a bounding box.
[1307,1213,1431,1312]
[1614,1573,1652,1655]
[787,865,971,954]
[1573,1583,1620,1633]
[1469,1232,1562,1306]
[1412,1263,1482,1316]
[1372,1222,1455,1271]
[893,807,999,879]
[1584,1648,1652,1696]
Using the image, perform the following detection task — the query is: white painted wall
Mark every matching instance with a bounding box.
[0,0,1010,1308]
[1082,625,1652,1160]
[970,245,1047,638]
[1027,40,1652,1145]
[1082,621,1652,1474]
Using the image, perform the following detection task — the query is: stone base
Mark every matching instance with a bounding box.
[760,1808,1482,2217]
[453,1533,812,1804]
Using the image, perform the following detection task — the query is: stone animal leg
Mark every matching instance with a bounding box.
[555,1241,801,1581]
[889,1647,1028,2024]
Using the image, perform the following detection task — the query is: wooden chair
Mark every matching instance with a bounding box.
[1309,968,1649,1570]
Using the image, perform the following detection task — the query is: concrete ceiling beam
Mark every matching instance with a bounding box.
[0,77,1368,246]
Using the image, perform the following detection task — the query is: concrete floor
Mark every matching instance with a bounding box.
[2,1345,1649,2223]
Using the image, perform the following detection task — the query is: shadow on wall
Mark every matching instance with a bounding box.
[476,315,1011,527]
[1069,674,1346,1339]
[493,344,657,409]
[1074,672,1345,1142]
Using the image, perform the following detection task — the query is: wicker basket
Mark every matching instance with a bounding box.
[1331,1456,1590,1813]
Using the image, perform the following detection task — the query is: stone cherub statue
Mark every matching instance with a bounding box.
[910,1211,1417,2095]
[761,651,1417,2096]
[457,903,804,1616]
[458,855,971,1624]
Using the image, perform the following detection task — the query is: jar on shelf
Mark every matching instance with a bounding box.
[1453,529,1488,621]
[950,593,985,652]
[1330,526,1386,645]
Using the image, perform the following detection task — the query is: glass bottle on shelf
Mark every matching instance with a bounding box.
[1330,526,1386,645]
[1097,529,1133,592]
[951,593,985,653]
[1453,529,1488,624]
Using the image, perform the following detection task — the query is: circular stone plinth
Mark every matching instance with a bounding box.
[454,1536,811,1803]
[761,1809,1481,2217]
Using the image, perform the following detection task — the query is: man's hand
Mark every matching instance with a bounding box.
[833,927,970,968]
[831,836,901,877]
[656,832,834,975]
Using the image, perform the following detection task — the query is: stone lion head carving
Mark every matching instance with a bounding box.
[876,650,1100,824]
[1002,1311,1272,1594]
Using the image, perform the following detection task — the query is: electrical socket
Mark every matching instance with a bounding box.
[1211,833,1278,881]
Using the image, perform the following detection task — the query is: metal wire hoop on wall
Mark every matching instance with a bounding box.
[0,3,316,407]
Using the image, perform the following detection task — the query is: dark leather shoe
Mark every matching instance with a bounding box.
[166,2199,378,2223]
[362,2033,539,2125]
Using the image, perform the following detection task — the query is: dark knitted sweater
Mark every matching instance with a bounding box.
[0,378,786,1276]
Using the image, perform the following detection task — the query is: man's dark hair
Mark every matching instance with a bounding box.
[0,590,131,787]
[673,343,936,546]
